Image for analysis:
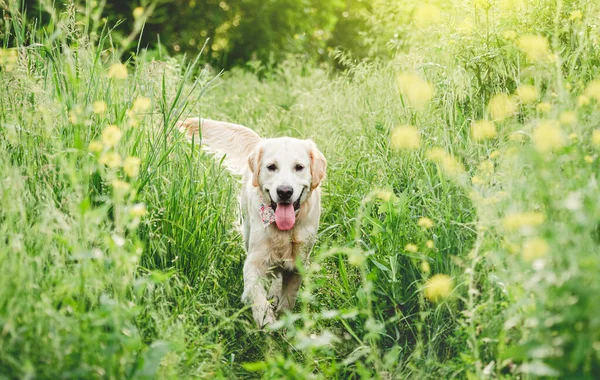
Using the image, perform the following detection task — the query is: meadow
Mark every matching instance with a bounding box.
[1,0,600,378]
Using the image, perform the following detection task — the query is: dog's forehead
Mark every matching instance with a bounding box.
[262,137,310,163]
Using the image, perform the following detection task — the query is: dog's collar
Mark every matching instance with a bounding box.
[258,196,276,227]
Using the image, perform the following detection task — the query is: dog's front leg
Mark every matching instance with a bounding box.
[241,256,275,328]
[276,270,301,313]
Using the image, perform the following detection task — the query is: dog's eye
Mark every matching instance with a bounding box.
[267,164,277,171]
[295,164,304,172]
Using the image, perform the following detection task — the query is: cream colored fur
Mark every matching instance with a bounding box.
[177,118,326,328]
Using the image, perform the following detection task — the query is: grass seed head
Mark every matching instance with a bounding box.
[99,152,122,168]
[522,237,549,261]
[488,94,517,121]
[397,73,434,110]
[592,130,600,147]
[517,35,552,62]
[391,125,420,150]
[471,120,496,141]
[124,157,141,177]
[533,120,564,153]
[93,100,108,114]
[559,111,577,125]
[424,274,453,302]
[101,125,123,148]
[417,217,434,229]
[515,85,538,104]
[585,79,600,102]
[107,63,128,79]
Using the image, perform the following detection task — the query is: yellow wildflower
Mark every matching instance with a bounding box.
[515,85,538,104]
[488,94,517,120]
[517,35,551,62]
[502,211,545,231]
[127,115,140,128]
[471,120,496,141]
[129,203,148,217]
[522,237,549,261]
[559,111,577,125]
[375,189,395,202]
[133,7,145,19]
[417,217,434,229]
[427,148,465,176]
[397,73,434,110]
[569,10,583,21]
[88,140,103,153]
[112,179,131,192]
[424,274,453,302]
[132,97,152,113]
[427,147,446,161]
[578,95,590,107]
[478,160,494,174]
[584,79,600,102]
[68,106,83,124]
[391,125,421,150]
[471,176,486,185]
[99,152,122,168]
[420,261,431,273]
[93,100,108,114]
[413,4,442,29]
[426,240,435,249]
[536,102,552,113]
[347,250,366,266]
[441,155,465,175]
[101,125,123,148]
[107,63,128,80]
[592,130,600,147]
[584,155,594,163]
[503,30,517,40]
[489,150,500,159]
[533,120,564,153]
[405,244,418,253]
[0,49,17,71]
[509,133,525,144]
[123,156,141,177]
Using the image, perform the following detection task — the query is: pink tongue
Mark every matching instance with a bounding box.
[274,203,296,230]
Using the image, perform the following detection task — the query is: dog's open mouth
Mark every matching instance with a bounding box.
[270,188,304,231]
[270,197,301,213]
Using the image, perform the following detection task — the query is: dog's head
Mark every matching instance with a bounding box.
[248,137,326,230]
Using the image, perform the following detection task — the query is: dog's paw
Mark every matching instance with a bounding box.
[262,309,276,329]
[253,304,276,329]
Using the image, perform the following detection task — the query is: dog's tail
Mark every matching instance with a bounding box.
[177,117,262,175]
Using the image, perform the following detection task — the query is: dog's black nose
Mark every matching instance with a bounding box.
[276,186,293,202]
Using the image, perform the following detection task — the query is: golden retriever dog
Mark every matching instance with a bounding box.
[177,118,326,328]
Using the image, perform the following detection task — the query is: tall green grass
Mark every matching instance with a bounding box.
[1,0,600,378]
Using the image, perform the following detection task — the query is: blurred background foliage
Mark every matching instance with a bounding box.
[17,0,374,69]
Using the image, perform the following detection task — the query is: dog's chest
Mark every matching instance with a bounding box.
[266,230,308,271]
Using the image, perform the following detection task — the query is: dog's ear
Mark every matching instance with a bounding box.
[307,140,327,190]
[248,146,263,187]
